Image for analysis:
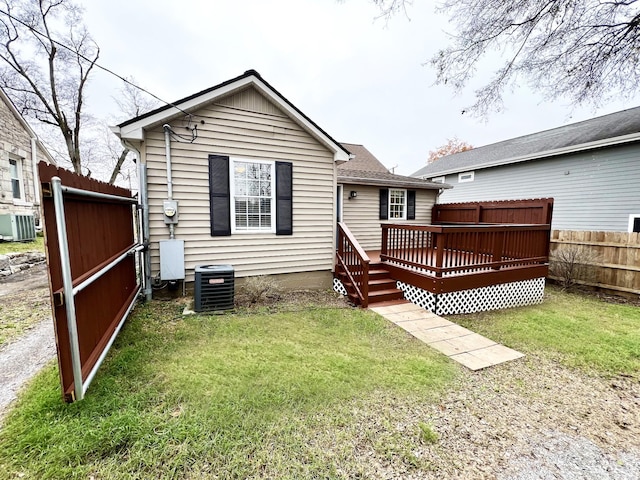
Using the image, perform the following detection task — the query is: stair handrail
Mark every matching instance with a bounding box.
[336,222,370,307]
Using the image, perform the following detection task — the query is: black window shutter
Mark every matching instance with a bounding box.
[379,188,389,220]
[275,161,293,235]
[407,190,416,220]
[208,155,231,236]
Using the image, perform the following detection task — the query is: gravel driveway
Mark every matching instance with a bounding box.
[0,264,56,421]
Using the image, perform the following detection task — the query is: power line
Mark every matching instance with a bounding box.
[0,7,192,118]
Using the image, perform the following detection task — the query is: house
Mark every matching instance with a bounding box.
[112,70,550,314]
[112,69,352,295]
[0,87,55,238]
[337,143,449,250]
[411,107,640,232]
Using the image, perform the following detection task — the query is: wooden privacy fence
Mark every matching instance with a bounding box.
[39,163,142,403]
[550,230,640,295]
[433,198,554,225]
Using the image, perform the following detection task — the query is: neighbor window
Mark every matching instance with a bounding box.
[458,171,474,183]
[431,176,445,183]
[9,157,23,200]
[389,188,407,220]
[231,159,275,233]
[629,214,640,233]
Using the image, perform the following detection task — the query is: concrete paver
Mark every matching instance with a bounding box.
[369,300,524,371]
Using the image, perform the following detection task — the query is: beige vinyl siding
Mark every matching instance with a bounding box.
[341,184,437,251]
[144,86,336,282]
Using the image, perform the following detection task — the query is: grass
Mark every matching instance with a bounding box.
[0,235,44,255]
[454,285,640,377]
[0,301,457,479]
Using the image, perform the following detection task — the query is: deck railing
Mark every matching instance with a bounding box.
[381,223,550,277]
[336,222,370,307]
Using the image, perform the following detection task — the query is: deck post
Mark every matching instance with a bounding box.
[381,224,388,258]
[491,230,506,269]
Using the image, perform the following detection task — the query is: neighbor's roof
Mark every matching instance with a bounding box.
[112,69,350,162]
[411,106,640,178]
[337,143,449,189]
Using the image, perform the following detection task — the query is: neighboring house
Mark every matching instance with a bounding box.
[112,70,350,290]
[338,143,449,250]
[411,107,640,232]
[0,87,55,232]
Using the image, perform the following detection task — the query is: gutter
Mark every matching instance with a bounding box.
[120,137,152,302]
[337,175,452,190]
[31,137,40,206]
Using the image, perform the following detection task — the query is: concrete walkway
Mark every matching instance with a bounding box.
[370,301,524,370]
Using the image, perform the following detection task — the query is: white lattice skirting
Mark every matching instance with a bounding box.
[397,278,546,316]
[333,277,348,296]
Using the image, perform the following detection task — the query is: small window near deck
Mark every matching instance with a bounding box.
[389,188,406,220]
[629,214,640,233]
[458,171,474,183]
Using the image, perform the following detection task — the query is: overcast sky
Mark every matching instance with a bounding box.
[82,0,640,176]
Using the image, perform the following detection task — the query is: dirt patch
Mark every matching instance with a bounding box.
[0,264,51,347]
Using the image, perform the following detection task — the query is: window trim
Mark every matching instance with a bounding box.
[458,171,474,183]
[230,157,277,234]
[431,176,445,183]
[9,156,25,203]
[388,188,407,220]
[629,214,640,233]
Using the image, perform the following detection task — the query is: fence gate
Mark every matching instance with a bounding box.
[39,163,142,403]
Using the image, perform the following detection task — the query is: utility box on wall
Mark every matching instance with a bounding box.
[159,239,185,280]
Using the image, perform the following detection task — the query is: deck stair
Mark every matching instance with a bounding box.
[335,262,404,307]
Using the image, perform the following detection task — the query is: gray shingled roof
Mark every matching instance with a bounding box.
[338,168,450,190]
[411,106,640,178]
[338,143,389,172]
[339,143,449,190]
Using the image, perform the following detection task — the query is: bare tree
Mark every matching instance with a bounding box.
[107,78,159,184]
[371,0,640,116]
[0,0,99,174]
[427,137,472,163]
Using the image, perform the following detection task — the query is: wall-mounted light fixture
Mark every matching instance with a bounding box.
[349,191,357,200]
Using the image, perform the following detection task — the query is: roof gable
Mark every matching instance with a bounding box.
[412,105,640,178]
[113,70,349,162]
[338,143,388,172]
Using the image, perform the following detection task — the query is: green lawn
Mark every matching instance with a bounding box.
[1,286,638,479]
[454,286,640,377]
[0,302,457,480]
[0,235,44,255]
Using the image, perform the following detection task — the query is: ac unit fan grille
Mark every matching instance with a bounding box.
[195,265,234,312]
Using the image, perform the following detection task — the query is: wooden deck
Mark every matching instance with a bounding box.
[336,222,551,307]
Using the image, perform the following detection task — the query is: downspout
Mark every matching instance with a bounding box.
[123,140,152,302]
[163,124,175,240]
[31,138,40,206]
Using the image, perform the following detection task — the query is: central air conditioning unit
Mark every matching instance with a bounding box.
[0,214,36,242]
[194,264,234,312]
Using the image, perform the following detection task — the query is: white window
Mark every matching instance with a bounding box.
[431,176,445,183]
[389,188,407,220]
[231,159,275,233]
[458,171,474,183]
[9,157,24,201]
[629,214,640,233]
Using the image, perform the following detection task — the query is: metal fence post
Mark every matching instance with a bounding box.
[51,176,84,401]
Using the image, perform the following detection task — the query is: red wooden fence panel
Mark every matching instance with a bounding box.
[432,198,554,225]
[39,163,140,403]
